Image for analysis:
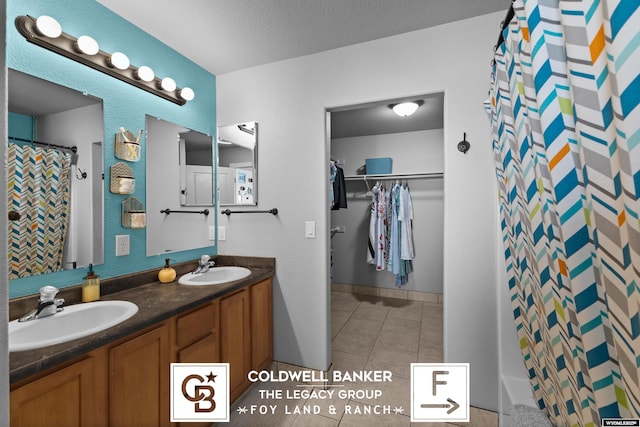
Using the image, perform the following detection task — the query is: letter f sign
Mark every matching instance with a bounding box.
[432,371,449,395]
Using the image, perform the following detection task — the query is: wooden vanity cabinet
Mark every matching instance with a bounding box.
[10,276,273,425]
[220,278,273,402]
[10,355,104,427]
[175,300,220,363]
[220,287,252,402]
[109,323,170,427]
[251,278,273,371]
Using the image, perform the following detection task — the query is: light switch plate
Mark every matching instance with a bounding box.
[217,226,226,241]
[305,221,316,239]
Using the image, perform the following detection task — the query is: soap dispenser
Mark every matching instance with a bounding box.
[82,264,100,302]
[158,258,177,283]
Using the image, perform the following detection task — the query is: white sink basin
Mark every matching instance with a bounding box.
[9,300,138,352]
[179,266,251,286]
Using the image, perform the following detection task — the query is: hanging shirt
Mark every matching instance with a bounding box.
[329,162,337,208]
[366,184,386,270]
[388,182,401,275]
[399,185,415,260]
[374,185,387,271]
[331,166,348,210]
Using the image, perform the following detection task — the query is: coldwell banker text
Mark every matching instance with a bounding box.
[248,369,393,383]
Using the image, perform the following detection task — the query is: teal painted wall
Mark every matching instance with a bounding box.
[8,112,33,140]
[7,0,217,298]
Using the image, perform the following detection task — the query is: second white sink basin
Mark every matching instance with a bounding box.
[179,266,251,286]
[9,300,138,352]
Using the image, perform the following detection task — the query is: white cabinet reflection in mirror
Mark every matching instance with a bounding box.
[145,116,214,255]
[217,122,258,205]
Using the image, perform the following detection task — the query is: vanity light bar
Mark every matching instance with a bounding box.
[15,15,195,106]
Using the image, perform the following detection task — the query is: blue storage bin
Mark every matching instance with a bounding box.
[365,157,393,174]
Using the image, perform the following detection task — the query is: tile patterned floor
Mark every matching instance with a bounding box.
[228,291,498,426]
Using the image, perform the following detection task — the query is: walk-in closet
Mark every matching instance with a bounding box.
[328,93,445,372]
[329,93,444,298]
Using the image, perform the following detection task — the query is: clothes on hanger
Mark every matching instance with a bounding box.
[330,161,347,210]
[367,181,414,285]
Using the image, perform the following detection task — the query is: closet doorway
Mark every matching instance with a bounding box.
[327,93,445,380]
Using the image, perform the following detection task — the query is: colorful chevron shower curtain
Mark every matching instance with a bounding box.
[7,142,72,279]
[487,0,640,425]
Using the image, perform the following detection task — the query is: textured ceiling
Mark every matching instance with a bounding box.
[97,0,509,75]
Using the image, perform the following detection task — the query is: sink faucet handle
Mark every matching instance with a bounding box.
[200,255,211,265]
[39,285,60,302]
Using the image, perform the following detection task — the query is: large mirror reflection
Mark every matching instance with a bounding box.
[7,69,104,279]
[146,116,214,256]
[180,130,214,206]
[217,122,258,205]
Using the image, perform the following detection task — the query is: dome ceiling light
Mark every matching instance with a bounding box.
[390,100,424,117]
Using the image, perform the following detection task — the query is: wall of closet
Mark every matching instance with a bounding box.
[330,128,444,294]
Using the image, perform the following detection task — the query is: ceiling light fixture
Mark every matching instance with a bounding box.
[390,100,424,117]
[15,15,195,105]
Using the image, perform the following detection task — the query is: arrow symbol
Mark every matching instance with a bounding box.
[421,398,460,414]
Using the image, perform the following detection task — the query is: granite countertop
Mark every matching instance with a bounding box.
[9,255,275,385]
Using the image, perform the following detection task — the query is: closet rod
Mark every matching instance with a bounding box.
[344,172,443,181]
[9,135,78,153]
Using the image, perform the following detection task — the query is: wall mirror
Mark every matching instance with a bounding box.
[217,121,258,205]
[7,69,104,280]
[146,116,214,256]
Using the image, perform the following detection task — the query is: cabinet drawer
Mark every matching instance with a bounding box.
[176,303,216,348]
[178,334,218,363]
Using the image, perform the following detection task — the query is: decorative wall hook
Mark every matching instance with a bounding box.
[457,133,471,154]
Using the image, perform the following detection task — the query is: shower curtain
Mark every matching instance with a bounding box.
[487,0,640,425]
[7,142,72,279]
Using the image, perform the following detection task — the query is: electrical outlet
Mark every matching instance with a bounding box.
[115,234,130,256]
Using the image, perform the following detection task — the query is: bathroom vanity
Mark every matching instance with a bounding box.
[8,256,274,427]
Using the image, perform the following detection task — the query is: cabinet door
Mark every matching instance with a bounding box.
[178,334,218,363]
[10,356,101,427]
[251,278,273,371]
[220,288,251,402]
[109,324,170,427]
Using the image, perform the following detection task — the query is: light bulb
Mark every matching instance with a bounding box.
[107,52,130,70]
[75,35,99,55]
[160,77,176,92]
[136,66,155,82]
[35,16,62,38]
[392,102,419,117]
[179,87,195,101]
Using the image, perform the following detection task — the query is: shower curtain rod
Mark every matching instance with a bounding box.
[495,5,515,51]
[8,135,78,153]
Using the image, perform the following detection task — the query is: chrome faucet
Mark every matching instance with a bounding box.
[19,285,65,322]
[193,255,215,274]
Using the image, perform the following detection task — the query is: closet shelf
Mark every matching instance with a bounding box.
[344,172,443,181]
